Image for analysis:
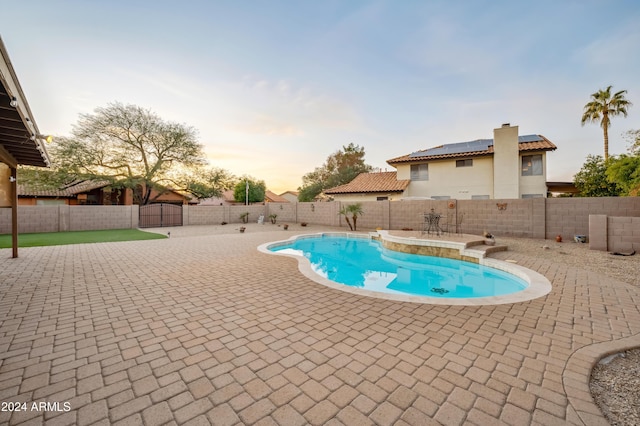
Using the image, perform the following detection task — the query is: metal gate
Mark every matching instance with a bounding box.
[139,203,183,228]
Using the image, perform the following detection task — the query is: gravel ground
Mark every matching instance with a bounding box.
[496,236,640,426]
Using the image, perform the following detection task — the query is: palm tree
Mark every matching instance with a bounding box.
[581,86,632,161]
[346,203,364,231]
[338,206,353,231]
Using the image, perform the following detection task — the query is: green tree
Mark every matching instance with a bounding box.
[606,154,640,196]
[581,86,632,161]
[298,143,372,201]
[181,167,238,199]
[233,177,266,204]
[624,129,640,155]
[573,155,622,197]
[47,102,229,204]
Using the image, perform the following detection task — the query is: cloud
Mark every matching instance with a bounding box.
[573,23,640,70]
[233,76,364,133]
[235,114,305,136]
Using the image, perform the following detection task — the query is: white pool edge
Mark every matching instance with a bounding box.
[258,232,552,306]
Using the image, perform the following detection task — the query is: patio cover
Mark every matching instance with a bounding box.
[0,36,51,257]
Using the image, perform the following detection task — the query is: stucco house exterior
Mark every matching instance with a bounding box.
[279,190,299,203]
[326,124,557,201]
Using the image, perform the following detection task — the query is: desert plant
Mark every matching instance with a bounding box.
[239,212,249,223]
[347,203,364,231]
[338,206,353,231]
[268,214,277,224]
[338,203,364,231]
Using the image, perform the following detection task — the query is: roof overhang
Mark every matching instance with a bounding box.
[546,181,579,194]
[0,36,50,168]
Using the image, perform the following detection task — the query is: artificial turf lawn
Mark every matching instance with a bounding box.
[0,229,167,248]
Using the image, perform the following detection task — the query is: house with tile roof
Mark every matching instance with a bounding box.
[324,171,410,201]
[279,190,299,203]
[199,189,289,205]
[18,179,193,205]
[325,124,557,201]
[265,190,289,203]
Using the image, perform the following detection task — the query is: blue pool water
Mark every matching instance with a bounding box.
[270,236,528,298]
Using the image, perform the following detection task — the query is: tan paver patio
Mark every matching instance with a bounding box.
[1,224,639,425]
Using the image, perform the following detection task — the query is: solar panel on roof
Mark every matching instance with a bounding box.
[518,134,543,143]
[409,139,492,158]
[409,134,543,158]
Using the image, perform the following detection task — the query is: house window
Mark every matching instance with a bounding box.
[36,199,66,206]
[471,195,490,200]
[456,159,473,167]
[521,155,543,176]
[522,194,544,198]
[376,196,388,201]
[410,164,428,181]
[431,196,451,200]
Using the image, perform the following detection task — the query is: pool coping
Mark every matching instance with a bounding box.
[258,231,552,305]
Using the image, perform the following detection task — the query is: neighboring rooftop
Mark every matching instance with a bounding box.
[387,134,557,164]
[265,190,289,203]
[324,171,410,194]
[18,179,111,198]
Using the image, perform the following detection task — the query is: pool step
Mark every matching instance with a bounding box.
[465,239,507,252]
[471,244,508,255]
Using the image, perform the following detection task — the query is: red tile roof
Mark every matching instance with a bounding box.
[265,190,289,203]
[18,180,111,197]
[324,172,410,194]
[387,135,557,165]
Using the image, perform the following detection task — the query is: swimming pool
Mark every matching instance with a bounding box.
[259,233,552,305]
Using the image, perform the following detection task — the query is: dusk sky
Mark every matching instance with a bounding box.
[4,1,640,193]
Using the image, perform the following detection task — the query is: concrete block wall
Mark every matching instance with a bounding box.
[589,215,607,250]
[608,216,640,252]
[333,200,388,230]
[68,206,138,231]
[0,205,138,234]
[19,206,60,233]
[458,199,537,237]
[298,202,339,227]
[229,205,266,224]
[183,206,226,225]
[531,198,546,239]
[2,198,638,241]
[546,197,640,239]
[354,200,389,230]
[389,200,449,231]
[265,203,297,224]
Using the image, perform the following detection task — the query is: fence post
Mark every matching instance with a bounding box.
[588,214,608,251]
[182,205,187,226]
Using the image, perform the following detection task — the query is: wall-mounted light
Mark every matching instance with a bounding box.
[9,176,16,183]
[30,134,54,143]
[9,97,17,108]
